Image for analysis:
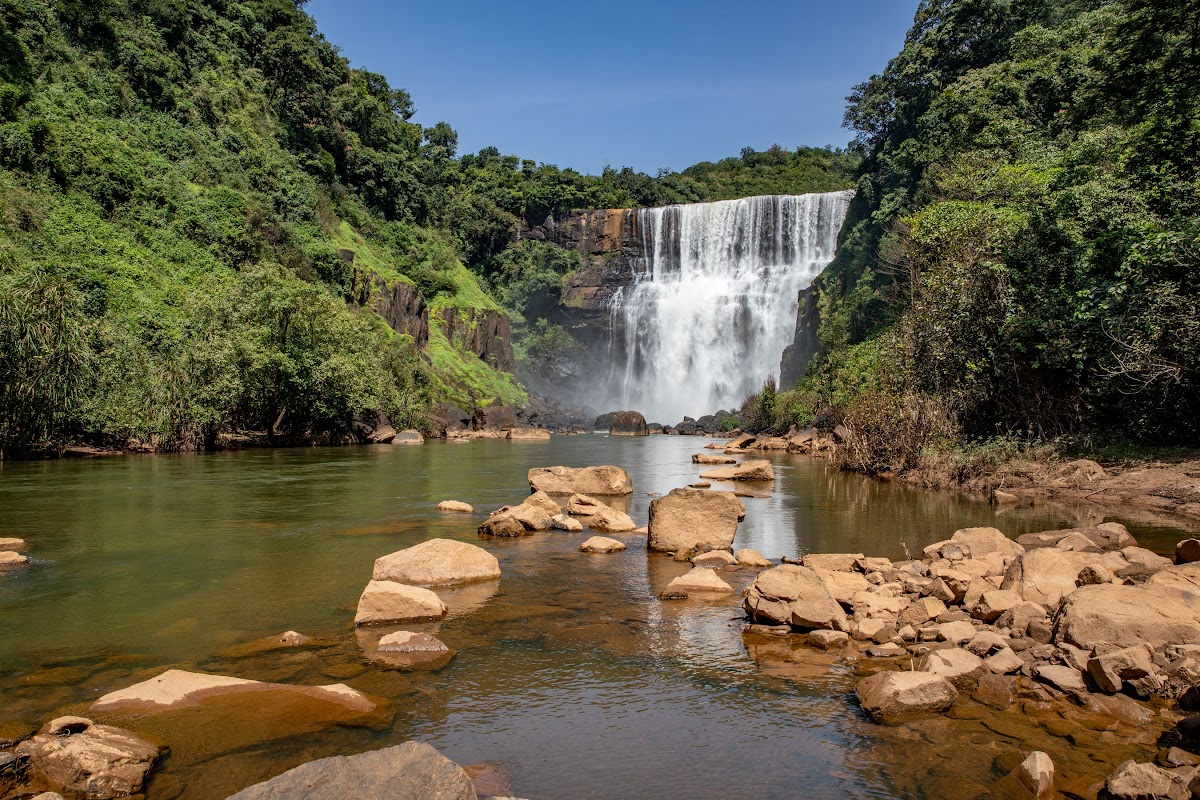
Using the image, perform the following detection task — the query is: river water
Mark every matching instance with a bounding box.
[1,437,1195,799]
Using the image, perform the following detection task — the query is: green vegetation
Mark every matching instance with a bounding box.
[767,0,1200,473]
[0,1,860,456]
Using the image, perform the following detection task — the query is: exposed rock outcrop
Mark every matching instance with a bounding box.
[226,741,478,800]
[609,410,649,436]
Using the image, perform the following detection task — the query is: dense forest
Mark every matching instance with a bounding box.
[750,0,1200,472]
[0,0,855,457]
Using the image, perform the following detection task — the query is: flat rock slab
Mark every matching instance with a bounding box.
[372,539,500,586]
[0,551,29,567]
[735,548,773,568]
[699,459,775,481]
[528,465,632,496]
[580,536,626,553]
[0,537,28,551]
[665,566,733,594]
[436,501,474,513]
[692,453,736,465]
[226,741,477,800]
[92,669,376,714]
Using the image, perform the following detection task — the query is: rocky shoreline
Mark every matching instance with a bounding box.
[6,447,1200,799]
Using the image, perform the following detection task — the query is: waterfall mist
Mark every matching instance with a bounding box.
[604,190,852,423]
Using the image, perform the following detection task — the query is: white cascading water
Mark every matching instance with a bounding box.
[606,190,853,423]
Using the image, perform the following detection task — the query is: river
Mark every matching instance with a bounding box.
[1,437,1195,798]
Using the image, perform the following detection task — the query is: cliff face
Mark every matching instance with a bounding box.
[349,268,429,347]
[779,284,821,389]
[437,307,516,373]
[522,209,642,316]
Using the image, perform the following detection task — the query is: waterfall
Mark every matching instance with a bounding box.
[605,190,853,423]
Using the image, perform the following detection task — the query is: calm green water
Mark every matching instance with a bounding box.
[0,437,1194,799]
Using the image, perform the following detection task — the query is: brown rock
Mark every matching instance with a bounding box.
[951,527,1024,561]
[917,647,986,691]
[355,581,448,625]
[476,515,527,538]
[528,465,633,495]
[735,548,773,568]
[372,539,500,586]
[580,536,626,553]
[436,500,474,513]
[647,488,744,554]
[1086,644,1159,695]
[393,429,424,445]
[665,567,733,594]
[506,427,550,440]
[15,719,161,799]
[692,452,737,465]
[742,565,848,631]
[609,411,649,436]
[1057,581,1200,650]
[856,671,958,723]
[801,553,864,572]
[1177,539,1200,565]
[699,459,775,481]
[1102,760,1190,800]
[1011,751,1055,799]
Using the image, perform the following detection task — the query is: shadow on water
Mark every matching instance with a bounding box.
[1,437,1196,798]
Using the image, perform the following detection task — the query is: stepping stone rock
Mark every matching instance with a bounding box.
[477,515,527,538]
[355,581,447,626]
[372,632,455,670]
[692,453,736,465]
[528,465,633,496]
[0,537,27,551]
[584,505,637,533]
[647,488,744,554]
[665,567,733,594]
[373,539,500,586]
[692,550,736,568]
[699,459,775,481]
[580,536,626,554]
[227,741,476,800]
[0,551,29,567]
[735,548,772,568]
[856,671,958,723]
[551,514,583,532]
[15,718,161,799]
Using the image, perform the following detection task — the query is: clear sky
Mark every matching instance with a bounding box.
[305,1,920,175]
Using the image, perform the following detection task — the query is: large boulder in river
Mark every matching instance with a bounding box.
[609,411,648,436]
[699,459,775,481]
[1001,548,1129,607]
[856,671,958,723]
[585,505,637,533]
[742,564,848,631]
[1056,569,1200,649]
[647,488,744,553]
[15,718,162,800]
[355,581,448,625]
[372,539,500,586]
[473,403,518,432]
[528,465,633,496]
[226,741,478,800]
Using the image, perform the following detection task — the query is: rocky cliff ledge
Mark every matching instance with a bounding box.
[522,209,643,316]
[348,268,429,347]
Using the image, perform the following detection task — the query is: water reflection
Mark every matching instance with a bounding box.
[0,438,1196,799]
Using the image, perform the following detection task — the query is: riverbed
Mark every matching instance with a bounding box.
[2,436,1197,798]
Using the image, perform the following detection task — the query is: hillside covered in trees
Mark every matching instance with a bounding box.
[0,0,856,457]
[754,0,1200,471]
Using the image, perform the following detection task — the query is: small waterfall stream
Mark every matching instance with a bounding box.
[605,190,853,423]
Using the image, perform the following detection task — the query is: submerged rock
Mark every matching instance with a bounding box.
[476,515,527,538]
[647,488,744,554]
[692,453,737,465]
[226,741,477,800]
[436,500,474,513]
[664,566,733,594]
[15,718,161,800]
[372,539,500,586]
[355,581,448,626]
[528,465,633,496]
[506,426,550,440]
[371,631,455,670]
[393,430,424,445]
[91,669,376,715]
[580,536,626,553]
[1011,751,1055,799]
[855,671,958,723]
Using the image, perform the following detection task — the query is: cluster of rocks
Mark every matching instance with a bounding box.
[477,467,639,541]
[594,409,742,436]
[0,537,29,569]
[739,523,1200,797]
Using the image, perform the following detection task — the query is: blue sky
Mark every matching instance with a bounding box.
[305,1,919,175]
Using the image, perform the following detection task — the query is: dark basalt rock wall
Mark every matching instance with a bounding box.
[438,308,516,373]
[779,284,821,390]
[348,268,429,348]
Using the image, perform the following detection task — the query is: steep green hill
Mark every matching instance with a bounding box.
[770,0,1200,470]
